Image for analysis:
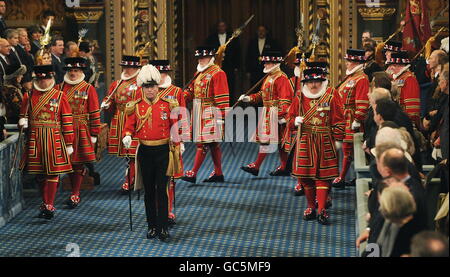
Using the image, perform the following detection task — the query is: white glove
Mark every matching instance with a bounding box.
[91,136,97,144]
[351,120,361,130]
[180,142,185,154]
[66,146,74,156]
[294,116,304,127]
[122,135,132,149]
[18,118,28,129]
[238,95,251,103]
[335,141,343,151]
[217,119,225,125]
[278,118,287,125]
[100,102,110,110]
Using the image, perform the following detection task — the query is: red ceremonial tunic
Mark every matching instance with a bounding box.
[336,69,369,143]
[19,86,74,175]
[61,80,101,164]
[393,70,421,126]
[282,75,302,152]
[249,69,292,144]
[289,87,345,180]
[122,96,178,142]
[158,84,188,179]
[184,64,230,143]
[104,77,142,157]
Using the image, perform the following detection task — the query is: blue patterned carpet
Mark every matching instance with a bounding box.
[0,142,356,257]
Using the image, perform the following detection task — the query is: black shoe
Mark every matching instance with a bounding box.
[159,228,171,242]
[168,217,176,227]
[241,165,259,176]
[64,196,80,209]
[294,185,305,196]
[181,175,196,183]
[269,167,290,176]
[317,210,329,225]
[302,208,317,221]
[203,174,225,183]
[146,227,158,239]
[332,179,346,190]
[38,209,54,220]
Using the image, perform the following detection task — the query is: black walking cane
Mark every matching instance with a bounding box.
[125,149,133,231]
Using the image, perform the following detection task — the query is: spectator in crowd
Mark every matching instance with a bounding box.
[205,21,241,104]
[363,43,382,82]
[35,48,52,66]
[424,50,448,119]
[374,98,422,170]
[376,185,422,257]
[50,35,65,84]
[65,41,78,58]
[1,63,26,124]
[246,25,280,86]
[78,41,94,84]
[16,28,34,86]
[0,37,11,84]
[5,29,24,66]
[27,25,43,56]
[40,10,56,34]
[363,87,391,153]
[0,99,5,141]
[361,30,372,47]
[409,231,449,257]
[0,0,7,38]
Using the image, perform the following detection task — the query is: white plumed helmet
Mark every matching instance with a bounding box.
[137,64,161,87]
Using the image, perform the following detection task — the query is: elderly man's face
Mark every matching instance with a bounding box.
[8,34,19,47]
[18,30,29,45]
[0,40,11,55]
[428,51,440,69]
[123,67,139,77]
[36,77,54,89]
[68,68,83,81]
[376,152,390,178]
[263,62,276,71]
[198,56,212,67]
[345,60,358,71]
[306,81,323,94]
[373,104,383,126]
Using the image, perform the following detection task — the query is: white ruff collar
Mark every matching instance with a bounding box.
[121,69,140,81]
[197,57,216,73]
[159,75,172,89]
[346,64,364,76]
[64,73,85,85]
[263,63,281,74]
[33,80,55,92]
[302,79,329,99]
[294,66,301,77]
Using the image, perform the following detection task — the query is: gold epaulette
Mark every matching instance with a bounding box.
[125,99,141,115]
[161,97,179,110]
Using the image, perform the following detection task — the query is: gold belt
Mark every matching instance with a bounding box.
[31,121,60,128]
[72,114,88,124]
[344,104,355,109]
[195,97,214,104]
[302,125,331,134]
[140,138,170,146]
[263,100,279,107]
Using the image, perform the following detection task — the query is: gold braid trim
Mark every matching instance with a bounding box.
[125,99,140,116]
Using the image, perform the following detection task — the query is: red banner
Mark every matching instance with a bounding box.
[403,0,432,54]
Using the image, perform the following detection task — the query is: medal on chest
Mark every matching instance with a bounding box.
[160,105,168,120]
[48,98,59,112]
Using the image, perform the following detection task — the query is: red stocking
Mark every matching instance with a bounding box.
[192,144,208,175]
[316,180,331,213]
[339,142,353,181]
[69,164,84,197]
[301,178,316,209]
[209,143,223,176]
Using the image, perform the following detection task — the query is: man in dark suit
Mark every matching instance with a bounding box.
[0,38,12,84]
[246,25,280,86]
[16,28,34,85]
[50,35,65,84]
[0,1,7,38]
[205,21,241,104]
[5,29,25,67]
